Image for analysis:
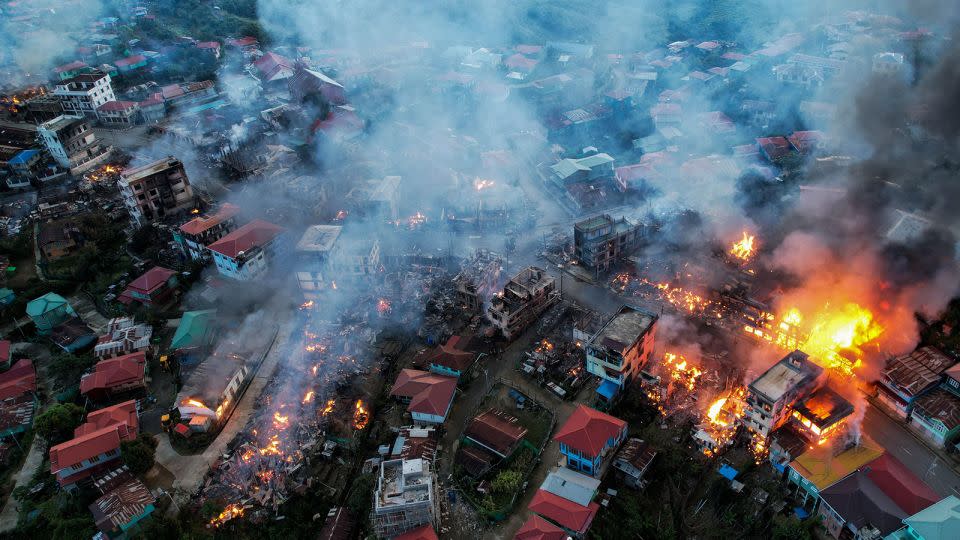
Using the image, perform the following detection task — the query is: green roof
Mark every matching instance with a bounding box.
[0,288,13,302]
[170,310,217,350]
[903,495,960,540]
[26,292,70,317]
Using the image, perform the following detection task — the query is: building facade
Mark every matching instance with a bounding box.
[573,214,642,274]
[372,458,438,538]
[744,350,824,439]
[53,71,115,118]
[488,266,559,340]
[38,115,111,173]
[585,306,657,393]
[207,220,286,281]
[118,157,195,224]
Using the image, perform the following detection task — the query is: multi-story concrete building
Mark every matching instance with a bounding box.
[573,214,642,274]
[488,266,559,340]
[294,225,343,300]
[207,219,286,281]
[372,458,437,538]
[53,71,115,118]
[118,157,195,224]
[345,175,401,222]
[331,237,381,278]
[744,350,824,439]
[585,305,657,400]
[174,203,241,261]
[37,115,111,174]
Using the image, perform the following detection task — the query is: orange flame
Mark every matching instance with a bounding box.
[210,503,245,527]
[303,391,315,404]
[353,399,369,429]
[729,231,756,262]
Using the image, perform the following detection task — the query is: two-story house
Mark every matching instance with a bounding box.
[117,266,178,307]
[49,422,135,488]
[174,203,241,261]
[553,404,627,477]
[207,219,286,280]
[80,352,147,402]
[389,369,457,425]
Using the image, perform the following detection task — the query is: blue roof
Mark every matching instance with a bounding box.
[718,464,739,481]
[9,149,38,165]
[794,506,810,519]
[597,379,620,400]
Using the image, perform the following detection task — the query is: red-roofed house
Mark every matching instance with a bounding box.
[139,92,165,123]
[175,203,241,260]
[75,400,139,438]
[788,130,827,154]
[96,100,140,126]
[196,41,221,59]
[515,515,568,540]
[527,489,599,538]
[0,359,36,401]
[228,36,259,48]
[425,335,478,377]
[393,524,439,540]
[49,424,129,487]
[0,340,10,370]
[311,109,364,143]
[55,60,89,80]
[117,266,178,307]
[113,55,148,73]
[756,136,793,163]
[80,352,147,402]
[464,409,527,459]
[207,219,286,280]
[390,369,457,424]
[254,52,294,83]
[554,404,627,476]
[505,54,539,76]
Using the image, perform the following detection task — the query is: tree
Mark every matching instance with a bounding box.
[35,403,85,444]
[772,515,815,540]
[121,433,159,475]
[491,469,523,494]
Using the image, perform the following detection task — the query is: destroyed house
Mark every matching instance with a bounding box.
[294,225,342,299]
[585,305,657,397]
[488,266,559,340]
[38,114,111,174]
[877,347,956,418]
[207,219,286,280]
[554,404,627,477]
[391,427,438,463]
[175,203,241,260]
[425,335,478,377]
[117,266,178,307]
[344,176,401,222]
[790,386,854,445]
[463,408,527,464]
[453,250,502,312]
[390,369,457,424]
[93,317,153,359]
[49,423,133,487]
[573,214,642,273]
[612,438,656,489]
[118,157,195,224]
[817,454,938,539]
[80,352,147,402]
[372,458,437,539]
[745,350,824,438]
[89,477,155,539]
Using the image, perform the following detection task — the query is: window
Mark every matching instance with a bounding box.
[88,455,100,464]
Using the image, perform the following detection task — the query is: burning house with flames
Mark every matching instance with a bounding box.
[173,322,278,434]
[789,386,854,446]
[744,350,825,439]
[488,266,559,340]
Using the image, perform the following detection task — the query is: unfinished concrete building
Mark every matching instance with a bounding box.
[453,250,502,312]
[294,225,343,300]
[488,266,559,340]
[38,115,112,174]
[574,214,642,274]
[118,157,195,225]
[372,457,437,538]
[345,176,401,222]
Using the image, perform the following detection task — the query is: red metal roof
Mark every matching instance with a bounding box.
[125,266,176,295]
[757,136,792,161]
[49,424,126,474]
[179,203,240,236]
[0,340,8,364]
[160,84,185,99]
[390,369,457,417]
[0,359,36,401]
[55,60,87,73]
[79,352,146,396]
[865,454,939,515]
[196,41,220,49]
[254,52,293,81]
[393,524,438,540]
[75,400,139,438]
[527,489,599,535]
[515,515,568,540]
[114,55,146,68]
[206,219,284,258]
[465,409,528,456]
[97,100,138,112]
[139,92,164,107]
[505,53,538,72]
[424,336,476,372]
[553,404,626,457]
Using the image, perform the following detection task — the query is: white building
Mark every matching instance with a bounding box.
[53,71,115,118]
[372,458,438,538]
[294,225,343,300]
[207,219,286,280]
[38,115,111,174]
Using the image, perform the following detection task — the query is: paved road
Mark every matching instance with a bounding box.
[863,403,960,498]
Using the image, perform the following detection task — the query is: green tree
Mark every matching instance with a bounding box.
[772,514,815,540]
[35,403,85,444]
[121,433,159,475]
[491,469,523,494]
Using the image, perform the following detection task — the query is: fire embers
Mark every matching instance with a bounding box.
[612,273,718,316]
[353,399,370,430]
[0,86,46,114]
[209,503,245,527]
[728,231,757,263]
[85,164,122,183]
[376,298,392,316]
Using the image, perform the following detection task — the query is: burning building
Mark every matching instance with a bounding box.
[744,351,825,439]
[573,214,642,274]
[453,250,502,312]
[789,386,854,446]
[294,225,343,300]
[174,203,242,261]
[173,322,278,434]
[488,266,559,340]
[372,457,438,539]
[117,157,195,225]
[584,305,657,402]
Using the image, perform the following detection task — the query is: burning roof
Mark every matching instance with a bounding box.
[792,386,854,432]
[749,351,823,404]
[179,203,241,236]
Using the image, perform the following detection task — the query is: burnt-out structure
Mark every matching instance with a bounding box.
[574,214,642,274]
[488,266,560,340]
[118,157,195,225]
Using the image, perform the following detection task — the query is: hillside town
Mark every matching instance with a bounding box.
[2,1,960,540]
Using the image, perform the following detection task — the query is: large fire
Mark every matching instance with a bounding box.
[729,231,756,262]
[209,503,245,527]
[184,398,209,409]
[663,352,702,392]
[353,399,370,430]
